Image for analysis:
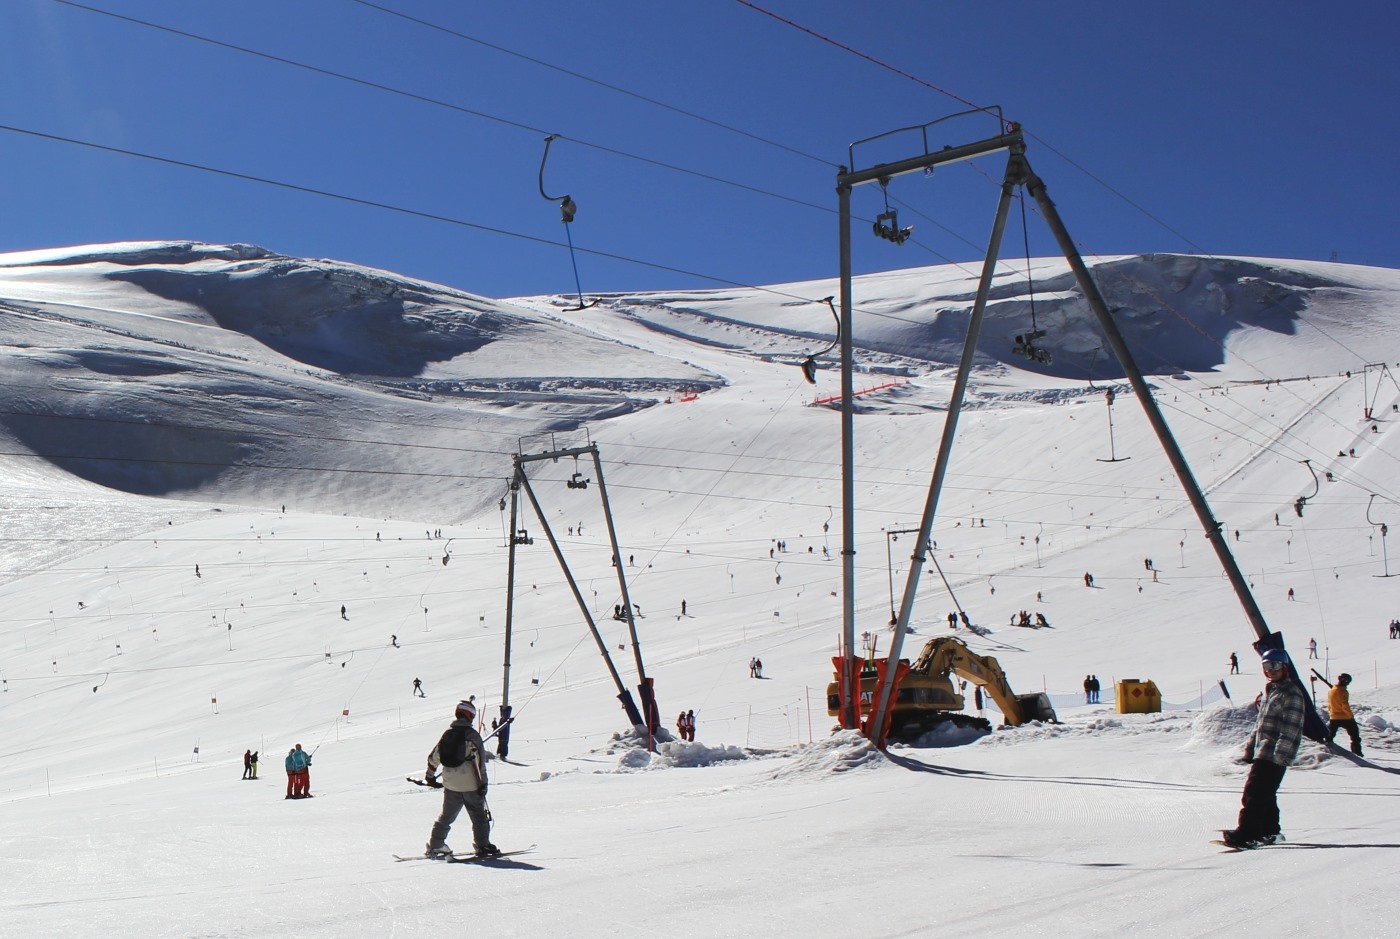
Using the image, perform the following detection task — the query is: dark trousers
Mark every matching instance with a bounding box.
[1235,759,1287,839]
[1329,718,1363,755]
[429,788,491,853]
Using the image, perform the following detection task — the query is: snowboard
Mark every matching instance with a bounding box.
[1210,832,1284,852]
[1210,838,1246,852]
[394,845,535,863]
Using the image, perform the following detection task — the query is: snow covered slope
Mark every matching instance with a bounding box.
[1,243,1398,938]
[0,242,721,518]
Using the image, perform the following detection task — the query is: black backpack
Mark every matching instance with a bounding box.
[437,726,471,768]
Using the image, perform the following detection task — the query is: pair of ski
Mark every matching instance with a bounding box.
[394,845,534,864]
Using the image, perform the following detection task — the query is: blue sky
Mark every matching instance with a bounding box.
[1,1,1397,300]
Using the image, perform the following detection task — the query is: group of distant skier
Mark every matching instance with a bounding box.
[675,709,696,741]
[237,743,313,798]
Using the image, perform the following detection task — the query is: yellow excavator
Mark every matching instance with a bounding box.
[826,635,1056,738]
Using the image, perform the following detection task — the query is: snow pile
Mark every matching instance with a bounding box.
[765,730,886,780]
[972,719,1073,747]
[1359,712,1400,754]
[1363,713,1394,732]
[1188,704,1259,750]
[901,721,990,749]
[589,728,746,771]
[654,740,748,768]
[1189,706,1332,771]
[596,728,666,771]
[1286,741,1333,771]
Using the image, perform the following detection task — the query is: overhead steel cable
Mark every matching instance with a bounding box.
[343,0,837,169]
[47,0,1028,296]
[43,1,1038,326]
[0,121,941,332]
[0,122,775,291]
[732,0,1004,124]
[47,0,832,215]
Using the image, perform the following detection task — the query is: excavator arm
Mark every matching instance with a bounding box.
[911,637,1056,726]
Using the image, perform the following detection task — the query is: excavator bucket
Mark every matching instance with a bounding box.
[1014,692,1057,724]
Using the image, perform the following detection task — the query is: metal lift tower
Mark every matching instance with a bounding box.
[499,436,658,755]
[830,116,1324,744]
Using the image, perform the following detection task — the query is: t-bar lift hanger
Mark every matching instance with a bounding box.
[538,134,598,311]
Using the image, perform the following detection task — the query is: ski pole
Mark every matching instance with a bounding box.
[480,716,514,746]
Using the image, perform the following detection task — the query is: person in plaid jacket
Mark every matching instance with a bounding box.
[1222,648,1308,848]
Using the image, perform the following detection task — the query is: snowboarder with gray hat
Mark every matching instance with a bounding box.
[423,698,499,859]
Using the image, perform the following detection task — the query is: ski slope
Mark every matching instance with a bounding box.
[0,244,1398,938]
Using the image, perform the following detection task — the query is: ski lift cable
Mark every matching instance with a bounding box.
[351,0,1141,300]
[615,379,809,614]
[734,0,1215,257]
[57,0,1021,291]
[1019,192,1039,335]
[345,0,835,170]
[508,630,595,725]
[1149,366,1400,505]
[0,395,556,458]
[0,122,945,334]
[350,0,1047,284]
[48,1,836,218]
[9,380,1136,503]
[732,0,1005,127]
[1153,392,1400,508]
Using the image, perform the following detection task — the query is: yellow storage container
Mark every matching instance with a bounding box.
[1116,679,1162,714]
